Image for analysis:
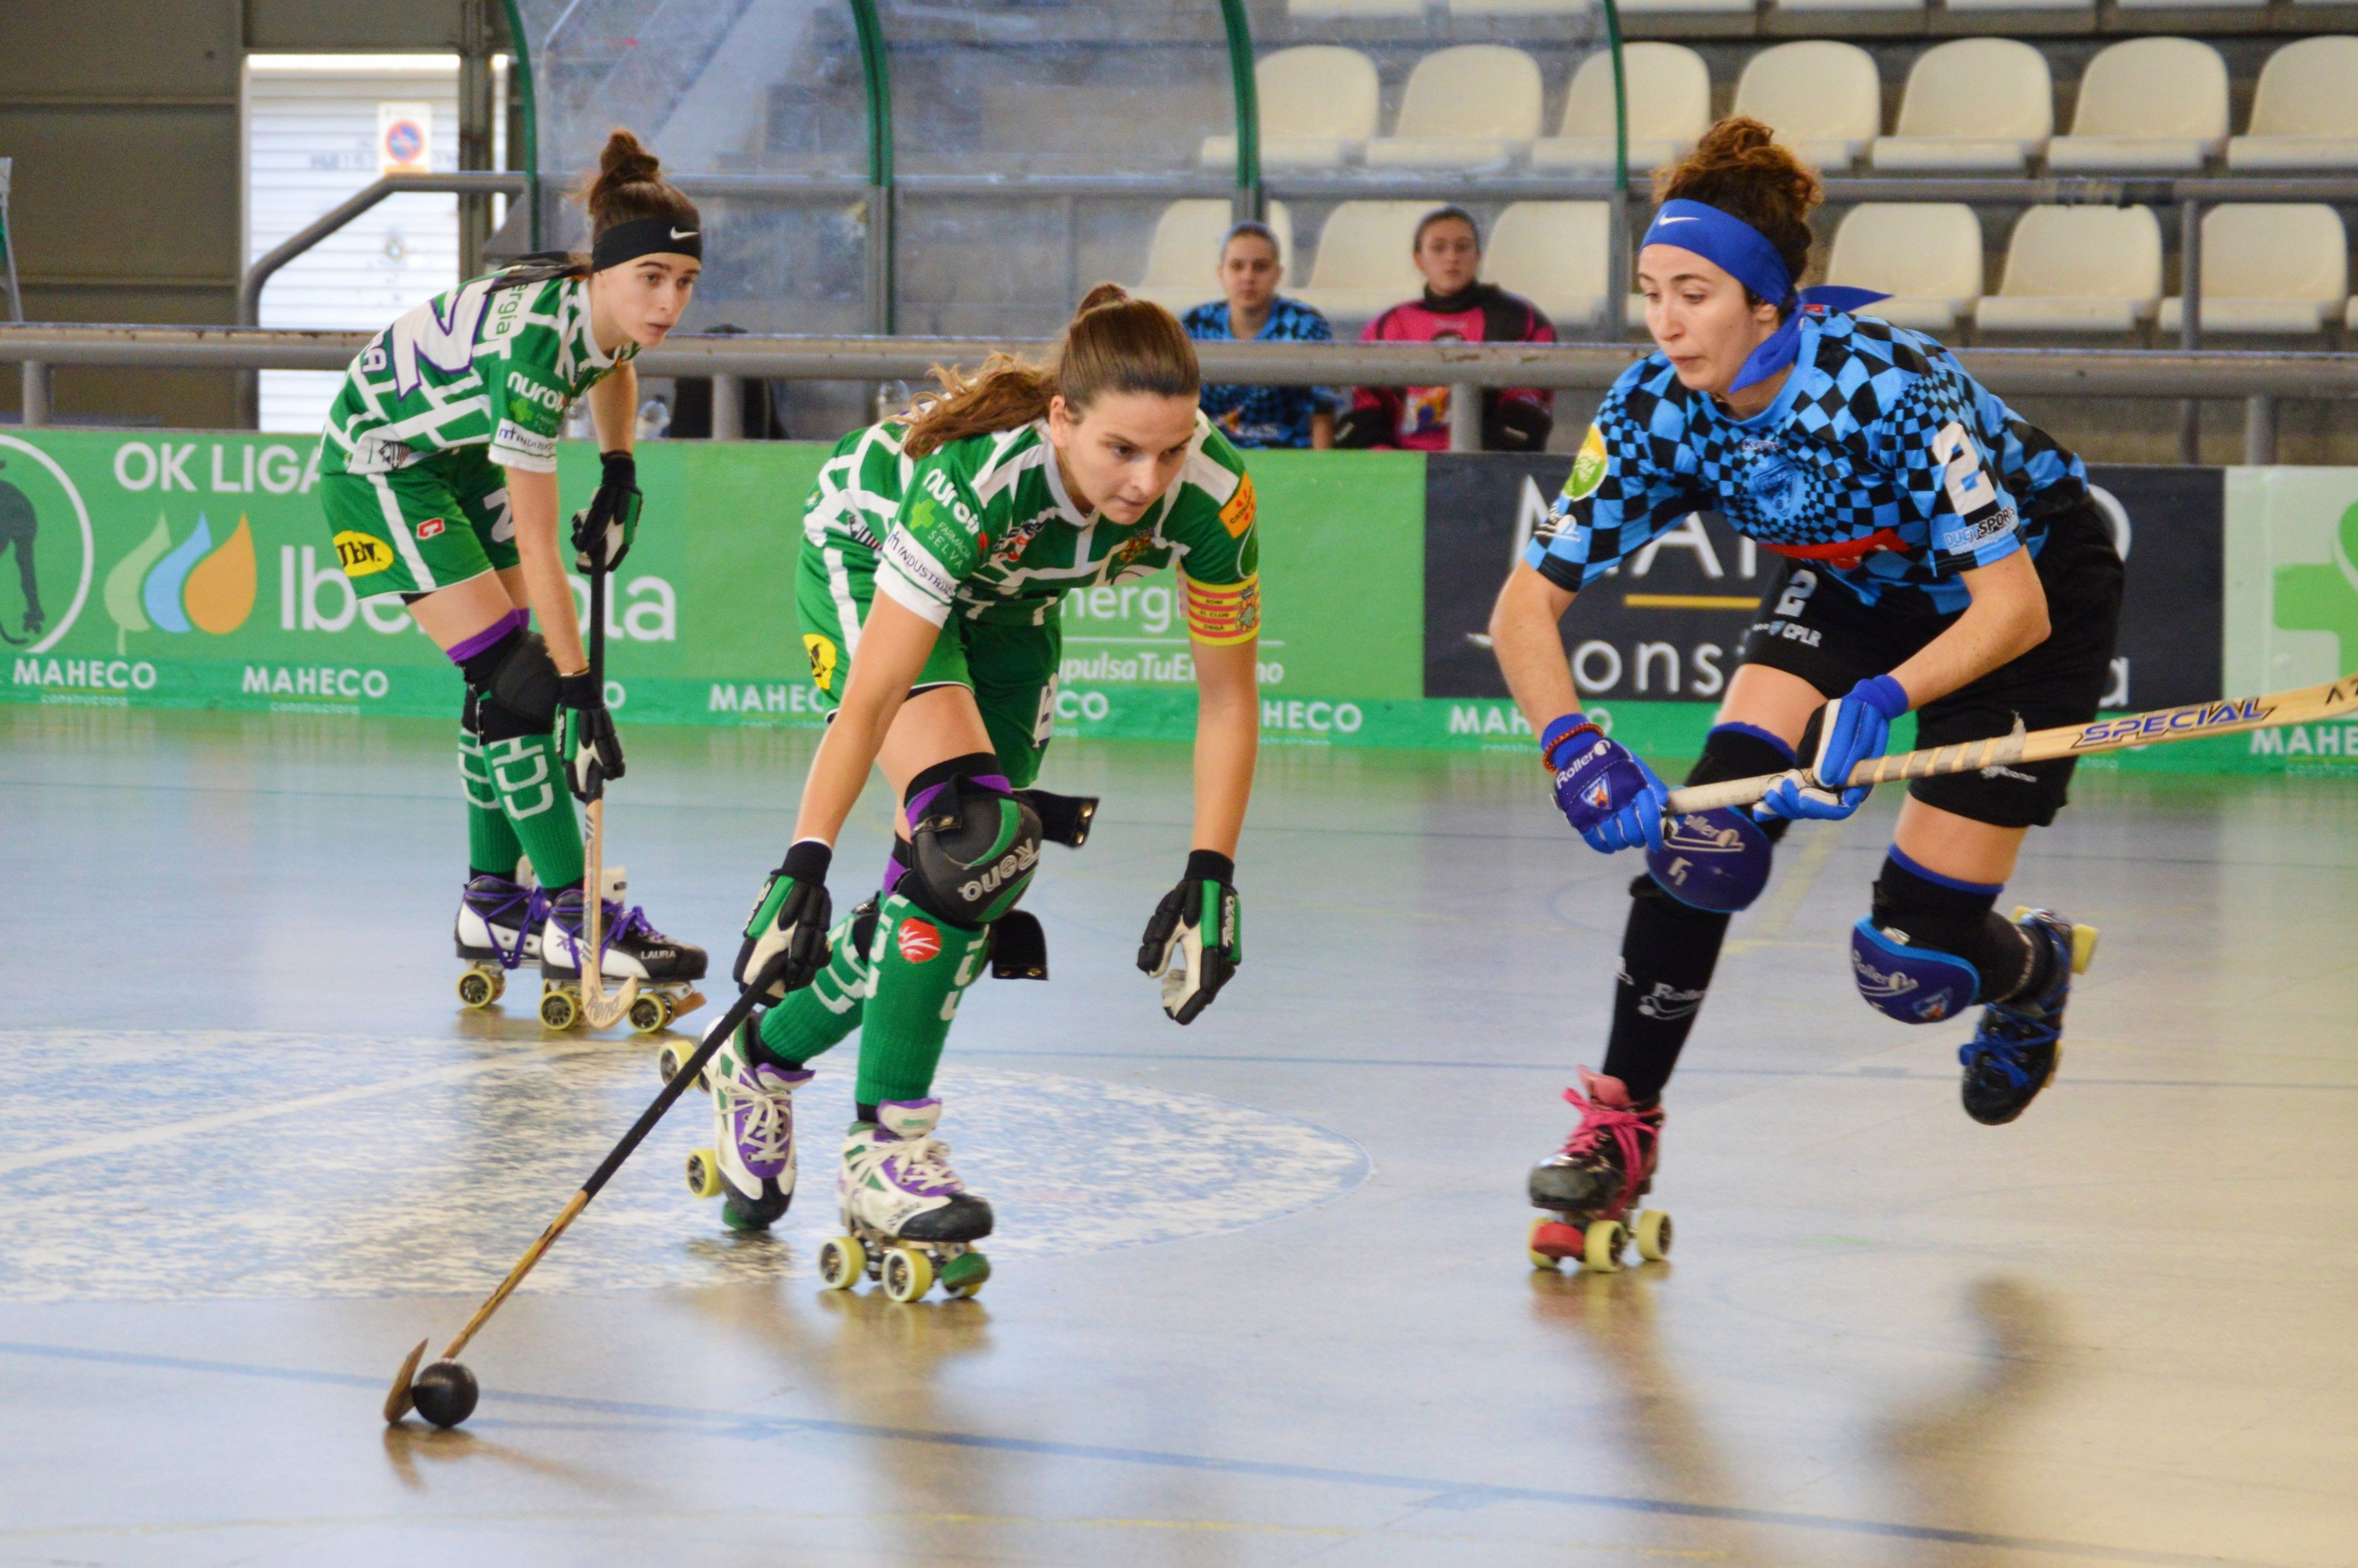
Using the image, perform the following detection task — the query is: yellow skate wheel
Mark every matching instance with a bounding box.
[685,1148,724,1200]
[938,1250,990,1299]
[1633,1207,1673,1263]
[1528,1214,1578,1270]
[456,968,497,1010]
[818,1236,865,1291]
[628,993,668,1036]
[882,1247,936,1303]
[1582,1219,1626,1274]
[655,1041,691,1086]
[2069,923,2099,975]
[538,987,578,1031]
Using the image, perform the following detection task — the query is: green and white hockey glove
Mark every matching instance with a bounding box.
[555,670,624,803]
[1136,849,1242,1025]
[571,450,642,572]
[736,838,833,998]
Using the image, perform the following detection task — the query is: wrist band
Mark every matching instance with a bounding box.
[1540,713,1603,771]
[1184,848,1236,886]
[556,671,602,708]
[780,837,833,882]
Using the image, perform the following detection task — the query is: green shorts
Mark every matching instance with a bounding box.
[316,444,518,599]
[796,543,1061,790]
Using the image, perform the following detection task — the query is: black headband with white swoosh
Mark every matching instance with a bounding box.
[590,215,702,272]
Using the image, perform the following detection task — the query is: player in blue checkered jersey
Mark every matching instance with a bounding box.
[1490,121,2122,1263]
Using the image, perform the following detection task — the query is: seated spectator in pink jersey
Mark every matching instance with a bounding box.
[1335,206,1555,453]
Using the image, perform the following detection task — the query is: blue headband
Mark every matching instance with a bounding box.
[1641,198,1887,391]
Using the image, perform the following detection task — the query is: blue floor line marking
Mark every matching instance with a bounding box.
[0,1339,2276,1567]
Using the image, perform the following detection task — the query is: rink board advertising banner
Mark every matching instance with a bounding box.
[0,430,2346,772]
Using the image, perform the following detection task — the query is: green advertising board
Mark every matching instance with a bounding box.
[0,429,2344,773]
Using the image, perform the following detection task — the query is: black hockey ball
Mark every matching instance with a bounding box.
[411,1359,479,1428]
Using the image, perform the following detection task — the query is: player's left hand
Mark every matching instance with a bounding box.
[556,671,625,802]
[571,450,641,572]
[1757,673,1909,822]
[1138,851,1241,1025]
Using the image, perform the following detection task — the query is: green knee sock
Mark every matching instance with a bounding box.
[757,901,882,1065]
[459,724,523,877]
[854,894,989,1106]
[483,732,584,889]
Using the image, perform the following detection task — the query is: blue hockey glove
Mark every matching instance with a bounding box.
[1543,713,1669,856]
[1757,674,1909,822]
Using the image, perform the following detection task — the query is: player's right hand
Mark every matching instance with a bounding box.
[736,839,833,998]
[1542,713,1669,855]
[1137,851,1241,1025]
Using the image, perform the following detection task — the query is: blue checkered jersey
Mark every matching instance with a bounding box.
[1183,295,1345,450]
[1526,311,2087,613]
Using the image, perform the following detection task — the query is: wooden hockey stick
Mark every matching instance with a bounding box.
[1665,672,2358,817]
[575,559,637,1031]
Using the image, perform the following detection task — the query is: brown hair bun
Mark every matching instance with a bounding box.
[578,128,698,240]
[1654,116,1821,294]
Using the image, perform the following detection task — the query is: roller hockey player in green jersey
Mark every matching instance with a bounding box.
[694,286,1260,1303]
[314,129,707,1022]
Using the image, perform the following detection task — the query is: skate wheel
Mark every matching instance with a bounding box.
[538,987,579,1031]
[671,990,707,1022]
[1582,1219,1625,1274]
[1633,1207,1673,1263]
[882,1247,935,1303]
[655,1041,691,1087]
[1527,1214,1577,1270]
[487,970,507,1003]
[938,1250,990,1299]
[685,1148,723,1201]
[2069,923,2099,976]
[818,1236,864,1291]
[628,993,668,1036]
[456,968,497,1011]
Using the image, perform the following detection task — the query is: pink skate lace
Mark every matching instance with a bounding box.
[1557,1070,1658,1207]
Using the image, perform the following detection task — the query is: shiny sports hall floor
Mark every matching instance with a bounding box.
[3,705,2353,1567]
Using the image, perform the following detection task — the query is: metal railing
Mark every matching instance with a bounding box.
[6,325,2347,463]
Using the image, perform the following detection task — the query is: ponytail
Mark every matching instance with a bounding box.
[900,283,1201,458]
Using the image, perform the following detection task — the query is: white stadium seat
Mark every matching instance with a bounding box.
[1200,47,1379,171]
[1364,46,1545,172]
[1531,44,1711,174]
[1826,204,1984,333]
[2227,38,2358,173]
[1287,0,1423,16]
[1132,201,1298,317]
[1615,0,1756,13]
[2118,0,2261,10]
[1777,0,1921,12]
[2159,205,2348,335]
[1948,0,2088,13]
[1483,202,1612,327]
[1449,0,1590,13]
[2047,38,2228,173]
[1734,41,1884,171]
[1873,39,2053,173]
[1292,201,1434,325]
[1974,206,2162,333]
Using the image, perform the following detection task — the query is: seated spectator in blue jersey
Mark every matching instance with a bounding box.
[1180,222,1340,450]
[1335,205,1555,454]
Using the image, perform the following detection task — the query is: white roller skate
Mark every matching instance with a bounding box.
[817,1098,993,1303]
[537,866,708,1035]
[682,1013,815,1232]
[454,874,546,1010]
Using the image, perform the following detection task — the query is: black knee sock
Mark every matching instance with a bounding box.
[1871,851,2051,1005]
[1601,876,1731,1104]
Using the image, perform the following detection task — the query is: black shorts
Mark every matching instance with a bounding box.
[1736,500,2124,829]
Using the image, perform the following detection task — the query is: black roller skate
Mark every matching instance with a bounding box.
[454,875,546,1010]
[537,869,708,1035]
[1528,1068,1671,1274]
[1959,906,2098,1126]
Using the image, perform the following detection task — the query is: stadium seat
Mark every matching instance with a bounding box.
[1873,39,2053,173]
[1483,202,1611,327]
[2227,38,2358,172]
[1199,47,1379,171]
[1364,46,1545,171]
[1777,0,1920,11]
[1975,206,2162,333]
[1616,0,1756,13]
[1293,201,1435,324]
[1947,0,2088,13]
[1449,0,1590,12]
[1826,204,1984,333]
[2047,39,2228,173]
[1733,41,1884,172]
[2159,205,2347,335]
[2119,0,2260,9]
[1530,44,1710,174]
[1287,0,1423,16]
[1133,201,1298,317]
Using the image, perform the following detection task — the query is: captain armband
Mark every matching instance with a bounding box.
[1182,573,1261,645]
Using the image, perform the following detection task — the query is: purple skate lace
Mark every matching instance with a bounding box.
[554,893,660,966]
[468,878,548,970]
[724,1061,812,1180]
[875,1100,963,1198]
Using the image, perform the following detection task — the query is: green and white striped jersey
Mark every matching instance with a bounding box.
[803,416,1261,643]
[319,270,633,478]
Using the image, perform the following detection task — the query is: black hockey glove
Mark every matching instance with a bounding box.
[1136,849,1242,1025]
[571,449,642,572]
[737,839,833,998]
[556,670,624,802]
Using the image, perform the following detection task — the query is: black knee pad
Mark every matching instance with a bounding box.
[464,627,559,741]
[899,753,1043,927]
[1646,724,1793,911]
[1866,853,2031,1009]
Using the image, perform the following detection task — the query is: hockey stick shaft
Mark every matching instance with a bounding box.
[576,560,637,1029]
[1665,672,2358,816]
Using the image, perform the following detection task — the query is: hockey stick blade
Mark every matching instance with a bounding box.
[1666,671,2358,816]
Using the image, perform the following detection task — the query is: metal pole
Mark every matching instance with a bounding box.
[1449,382,1480,452]
[2243,394,2278,466]
[2178,199,2202,464]
[1218,0,1262,225]
[19,360,47,427]
[1601,0,1628,343]
[710,375,743,440]
[850,0,895,336]
[458,0,494,280]
[494,0,540,250]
